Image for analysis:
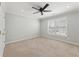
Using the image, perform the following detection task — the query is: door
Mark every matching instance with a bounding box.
[0,4,5,57]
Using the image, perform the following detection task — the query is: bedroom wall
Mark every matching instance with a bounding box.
[5,13,40,44]
[67,12,79,43]
[40,10,79,44]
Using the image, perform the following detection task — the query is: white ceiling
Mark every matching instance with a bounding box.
[4,2,79,18]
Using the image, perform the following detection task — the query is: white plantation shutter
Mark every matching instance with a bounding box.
[48,17,67,37]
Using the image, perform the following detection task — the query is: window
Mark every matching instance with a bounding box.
[48,17,67,37]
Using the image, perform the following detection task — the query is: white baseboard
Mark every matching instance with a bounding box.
[5,35,40,45]
[5,35,79,47]
[41,35,79,47]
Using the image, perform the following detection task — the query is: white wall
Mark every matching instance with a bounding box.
[5,13,40,44]
[40,10,79,44]
[67,12,79,43]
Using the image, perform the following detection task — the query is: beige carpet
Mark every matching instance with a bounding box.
[3,37,79,57]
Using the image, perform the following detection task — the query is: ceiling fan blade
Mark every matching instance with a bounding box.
[33,11,40,14]
[37,6,42,8]
[42,4,49,10]
[43,10,52,12]
[32,7,39,10]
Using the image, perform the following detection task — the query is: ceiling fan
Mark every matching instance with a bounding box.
[32,3,52,15]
